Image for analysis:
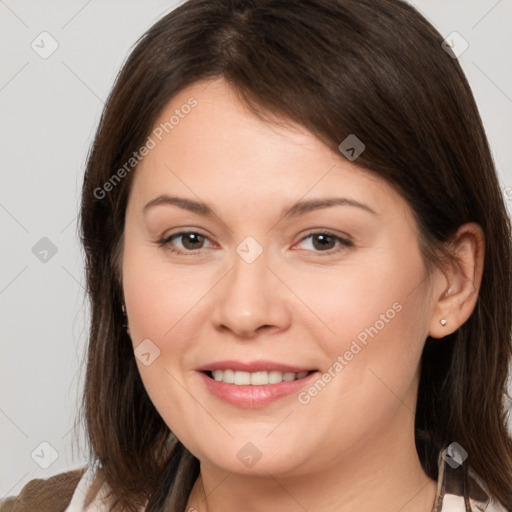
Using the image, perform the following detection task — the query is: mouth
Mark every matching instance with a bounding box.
[202,369,317,385]
[196,363,321,408]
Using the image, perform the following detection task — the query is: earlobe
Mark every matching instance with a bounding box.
[428,223,485,339]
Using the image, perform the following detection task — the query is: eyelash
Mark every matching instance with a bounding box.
[156,230,353,256]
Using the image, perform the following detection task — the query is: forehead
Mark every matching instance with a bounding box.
[128,78,411,224]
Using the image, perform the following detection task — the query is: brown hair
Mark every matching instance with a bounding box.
[76,0,512,510]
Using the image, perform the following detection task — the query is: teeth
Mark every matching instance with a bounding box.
[250,371,268,385]
[210,369,311,385]
[268,370,283,384]
[234,371,251,385]
[223,369,234,383]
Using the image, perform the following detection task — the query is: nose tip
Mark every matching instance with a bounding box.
[217,300,277,339]
[212,253,291,339]
[223,321,275,340]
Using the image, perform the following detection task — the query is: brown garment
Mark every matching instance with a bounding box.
[0,468,86,512]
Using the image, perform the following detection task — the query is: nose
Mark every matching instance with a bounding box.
[211,246,292,339]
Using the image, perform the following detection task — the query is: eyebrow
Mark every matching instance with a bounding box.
[142,194,377,218]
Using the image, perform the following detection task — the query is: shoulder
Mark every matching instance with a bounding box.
[0,467,86,512]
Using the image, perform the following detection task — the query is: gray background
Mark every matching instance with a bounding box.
[1,0,511,497]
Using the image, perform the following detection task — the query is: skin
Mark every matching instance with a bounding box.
[121,77,485,512]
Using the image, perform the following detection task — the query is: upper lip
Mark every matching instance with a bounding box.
[196,360,317,373]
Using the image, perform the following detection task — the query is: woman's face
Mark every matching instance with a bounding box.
[122,77,440,477]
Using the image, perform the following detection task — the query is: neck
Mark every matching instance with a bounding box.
[185,428,438,512]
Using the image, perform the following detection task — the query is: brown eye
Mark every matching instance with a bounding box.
[158,231,213,254]
[179,232,205,250]
[295,231,353,254]
[311,233,336,251]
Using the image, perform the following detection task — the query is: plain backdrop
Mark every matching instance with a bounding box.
[1,0,511,497]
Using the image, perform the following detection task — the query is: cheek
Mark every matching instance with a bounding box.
[122,234,211,342]
[297,276,429,448]
[121,242,207,435]
[305,248,430,393]
[286,253,425,349]
[121,239,221,427]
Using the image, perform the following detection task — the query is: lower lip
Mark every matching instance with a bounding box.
[197,371,319,408]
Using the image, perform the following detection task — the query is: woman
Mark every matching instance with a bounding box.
[2,0,511,511]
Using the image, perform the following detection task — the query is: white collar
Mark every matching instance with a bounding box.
[64,466,110,512]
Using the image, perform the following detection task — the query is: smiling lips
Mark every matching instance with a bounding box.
[196,360,319,407]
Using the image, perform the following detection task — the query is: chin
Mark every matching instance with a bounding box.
[187,435,314,477]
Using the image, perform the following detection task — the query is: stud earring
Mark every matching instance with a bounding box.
[440,318,447,326]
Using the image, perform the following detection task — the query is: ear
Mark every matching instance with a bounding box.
[428,222,485,339]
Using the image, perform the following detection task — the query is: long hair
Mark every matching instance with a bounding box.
[77,1,512,510]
